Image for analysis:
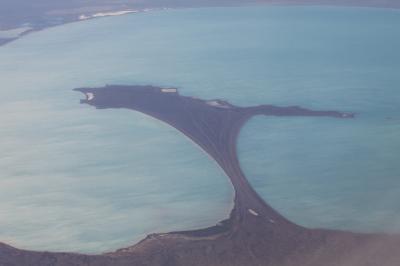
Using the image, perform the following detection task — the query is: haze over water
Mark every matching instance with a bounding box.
[0,6,399,252]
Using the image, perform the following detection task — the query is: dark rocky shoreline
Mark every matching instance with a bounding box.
[2,85,398,266]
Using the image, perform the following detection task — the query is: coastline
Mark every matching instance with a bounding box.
[1,1,400,48]
[2,85,399,266]
[0,7,167,48]
[1,2,400,264]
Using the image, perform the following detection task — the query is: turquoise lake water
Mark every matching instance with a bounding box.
[0,6,399,252]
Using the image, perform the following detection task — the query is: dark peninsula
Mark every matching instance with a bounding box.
[1,85,399,266]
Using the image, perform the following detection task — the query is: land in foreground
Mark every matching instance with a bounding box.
[1,85,399,266]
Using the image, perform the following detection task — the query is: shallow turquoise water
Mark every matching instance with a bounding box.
[239,116,400,233]
[0,6,399,252]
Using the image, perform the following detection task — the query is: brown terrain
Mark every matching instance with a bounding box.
[1,85,399,266]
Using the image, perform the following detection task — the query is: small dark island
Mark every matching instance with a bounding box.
[1,85,399,266]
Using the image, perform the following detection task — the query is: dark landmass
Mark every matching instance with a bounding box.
[0,38,16,46]
[1,0,400,47]
[1,85,399,266]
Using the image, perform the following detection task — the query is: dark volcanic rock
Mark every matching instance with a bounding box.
[1,85,399,266]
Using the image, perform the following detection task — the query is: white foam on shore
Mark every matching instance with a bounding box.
[78,8,172,21]
[79,10,138,20]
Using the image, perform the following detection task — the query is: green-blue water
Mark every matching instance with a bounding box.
[0,6,399,253]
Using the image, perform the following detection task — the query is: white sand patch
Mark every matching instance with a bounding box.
[86,93,95,101]
[248,209,259,216]
[161,88,177,93]
[206,100,231,109]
